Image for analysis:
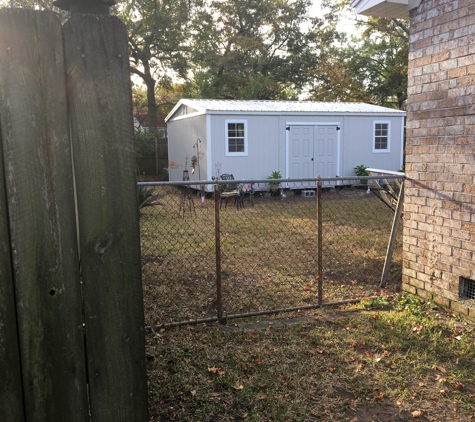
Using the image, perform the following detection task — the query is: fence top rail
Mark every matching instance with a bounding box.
[366,168,405,177]
[138,174,405,188]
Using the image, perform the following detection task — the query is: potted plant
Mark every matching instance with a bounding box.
[353,164,368,186]
[267,170,282,196]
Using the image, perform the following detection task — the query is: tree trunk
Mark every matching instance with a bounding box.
[143,61,158,134]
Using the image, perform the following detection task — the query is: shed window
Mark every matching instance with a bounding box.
[225,120,248,156]
[373,121,390,152]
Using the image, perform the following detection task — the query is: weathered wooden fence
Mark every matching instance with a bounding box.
[0,7,148,422]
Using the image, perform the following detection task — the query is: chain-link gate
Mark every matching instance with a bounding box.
[139,175,404,328]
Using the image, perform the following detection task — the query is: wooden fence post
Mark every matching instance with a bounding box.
[63,14,148,421]
[0,9,89,421]
[0,132,24,421]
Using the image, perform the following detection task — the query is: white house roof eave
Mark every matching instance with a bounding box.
[351,0,410,19]
[166,99,405,120]
[165,99,210,122]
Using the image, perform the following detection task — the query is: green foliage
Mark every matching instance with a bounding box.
[353,164,367,177]
[392,292,435,315]
[137,186,163,209]
[134,130,157,158]
[267,170,282,179]
[267,170,282,190]
[308,0,409,109]
[188,0,316,100]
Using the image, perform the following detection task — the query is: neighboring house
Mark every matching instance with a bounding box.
[165,99,405,186]
[351,0,475,320]
[133,117,143,131]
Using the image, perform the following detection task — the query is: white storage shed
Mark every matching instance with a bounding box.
[165,99,406,185]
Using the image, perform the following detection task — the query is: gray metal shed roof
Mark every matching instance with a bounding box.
[166,99,406,121]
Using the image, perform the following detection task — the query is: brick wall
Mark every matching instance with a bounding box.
[404,0,475,319]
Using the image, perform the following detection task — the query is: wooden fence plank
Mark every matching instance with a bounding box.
[63,14,148,421]
[0,132,24,421]
[0,9,89,421]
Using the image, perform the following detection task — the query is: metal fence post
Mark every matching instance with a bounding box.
[214,183,223,320]
[317,179,323,306]
[380,180,405,288]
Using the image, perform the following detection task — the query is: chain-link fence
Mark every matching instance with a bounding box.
[139,175,404,328]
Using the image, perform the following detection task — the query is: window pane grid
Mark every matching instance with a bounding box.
[228,139,244,152]
[227,122,246,154]
[374,123,388,150]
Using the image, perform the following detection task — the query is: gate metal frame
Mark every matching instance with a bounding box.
[139,174,405,329]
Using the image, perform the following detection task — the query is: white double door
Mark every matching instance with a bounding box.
[288,125,339,179]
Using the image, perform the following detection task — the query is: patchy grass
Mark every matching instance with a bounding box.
[146,293,475,421]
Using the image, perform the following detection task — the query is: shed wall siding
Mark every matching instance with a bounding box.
[342,116,403,175]
[167,110,404,182]
[209,114,280,179]
[167,115,208,182]
[404,0,475,320]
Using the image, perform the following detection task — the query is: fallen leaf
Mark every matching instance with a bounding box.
[191,390,196,397]
[411,409,422,418]
[234,384,244,390]
[208,366,225,376]
[432,364,447,373]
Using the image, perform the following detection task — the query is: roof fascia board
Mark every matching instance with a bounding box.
[166,111,206,122]
[164,99,208,122]
[165,100,184,122]
[202,110,406,117]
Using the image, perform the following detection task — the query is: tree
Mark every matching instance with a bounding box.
[119,0,193,132]
[308,0,409,109]
[187,0,318,100]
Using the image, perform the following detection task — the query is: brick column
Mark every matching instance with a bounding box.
[404,0,475,319]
